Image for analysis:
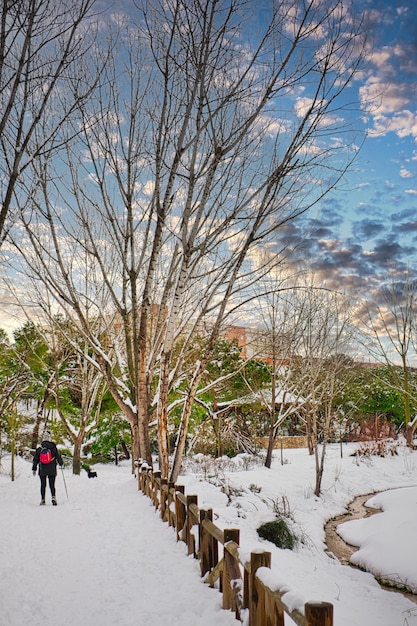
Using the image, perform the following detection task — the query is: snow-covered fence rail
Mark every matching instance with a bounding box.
[136,461,333,626]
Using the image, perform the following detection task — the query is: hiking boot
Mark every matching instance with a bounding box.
[40,499,46,505]
[52,497,57,506]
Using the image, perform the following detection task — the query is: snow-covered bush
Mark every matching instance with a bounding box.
[353,438,400,459]
[257,518,297,550]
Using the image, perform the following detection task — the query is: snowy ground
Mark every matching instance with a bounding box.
[0,457,237,626]
[178,443,417,626]
[1,441,417,626]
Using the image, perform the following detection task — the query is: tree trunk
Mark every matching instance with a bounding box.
[156,351,171,478]
[120,440,130,459]
[136,340,153,465]
[31,405,43,450]
[31,376,54,449]
[405,425,416,446]
[265,415,277,469]
[306,413,314,455]
[137,414,152,465]
[131,420,140,463]
[402,354,411,428]
[170,362,204,483]
[311,411,322,496]
[11,433,15,482]
[72,434,84,475]
[314,446,324,497]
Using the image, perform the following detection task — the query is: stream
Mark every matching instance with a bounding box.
[324,492,417,604]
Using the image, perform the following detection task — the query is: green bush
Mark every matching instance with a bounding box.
[257,518,297,550]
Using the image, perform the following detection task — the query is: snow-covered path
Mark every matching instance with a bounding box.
[0,460,237,626]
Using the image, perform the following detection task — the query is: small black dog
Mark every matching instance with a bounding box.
[83,466,97,478]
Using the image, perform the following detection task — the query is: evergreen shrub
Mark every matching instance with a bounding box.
[257,517,297,550]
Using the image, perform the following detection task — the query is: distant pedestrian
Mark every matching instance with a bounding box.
[32,431,64,506]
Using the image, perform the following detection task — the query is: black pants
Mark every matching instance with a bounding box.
[40,475,56,499]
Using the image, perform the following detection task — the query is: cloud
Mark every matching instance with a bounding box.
[366,237,412,266]
[141,180,155,196]
[353,218,385,239]
[396,7,409,16]
[393,220,417,233]
[370,48,392,70]
[364,107,417,141]
[316,238,365,268]
[392,207,416,221]
[400,167,414,179]
[359,5,417,141]
[266,201,416,310]
[361,75,412,114]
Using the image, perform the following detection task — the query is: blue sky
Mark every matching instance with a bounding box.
[286,0,417,302]
[1,0,416,338]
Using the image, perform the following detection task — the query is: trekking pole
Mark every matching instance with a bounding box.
[61,464,69,500]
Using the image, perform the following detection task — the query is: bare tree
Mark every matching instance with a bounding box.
[11,0,366,480]
[244,267,311,468]
[39,318,108,475]
[290,285,356,495]
[362,273,417,443]
[0,0,98,244]
[53,342,107,476]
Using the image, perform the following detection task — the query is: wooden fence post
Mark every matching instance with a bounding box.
[160,477,168,521]
[248,551,275,626]
[199,509,213,577]
[138,462,148,494]
[222,529,240,615]
[145,468,152,498]
[175,485,185,541]
[167,481,175,526]
[136,461,143,491]
[186,494,198,556]
[305,602,333,626]
[152,470,161,509]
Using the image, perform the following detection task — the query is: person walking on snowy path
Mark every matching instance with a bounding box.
[32,431,63,506]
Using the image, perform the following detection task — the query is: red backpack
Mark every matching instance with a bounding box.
[40,446,54,464]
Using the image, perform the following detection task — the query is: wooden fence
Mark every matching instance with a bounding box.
[136,460,334,626]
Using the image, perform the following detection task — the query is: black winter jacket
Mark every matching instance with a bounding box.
[32,440,63,477]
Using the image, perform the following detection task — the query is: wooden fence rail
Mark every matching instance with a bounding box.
[136,460,334,626]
